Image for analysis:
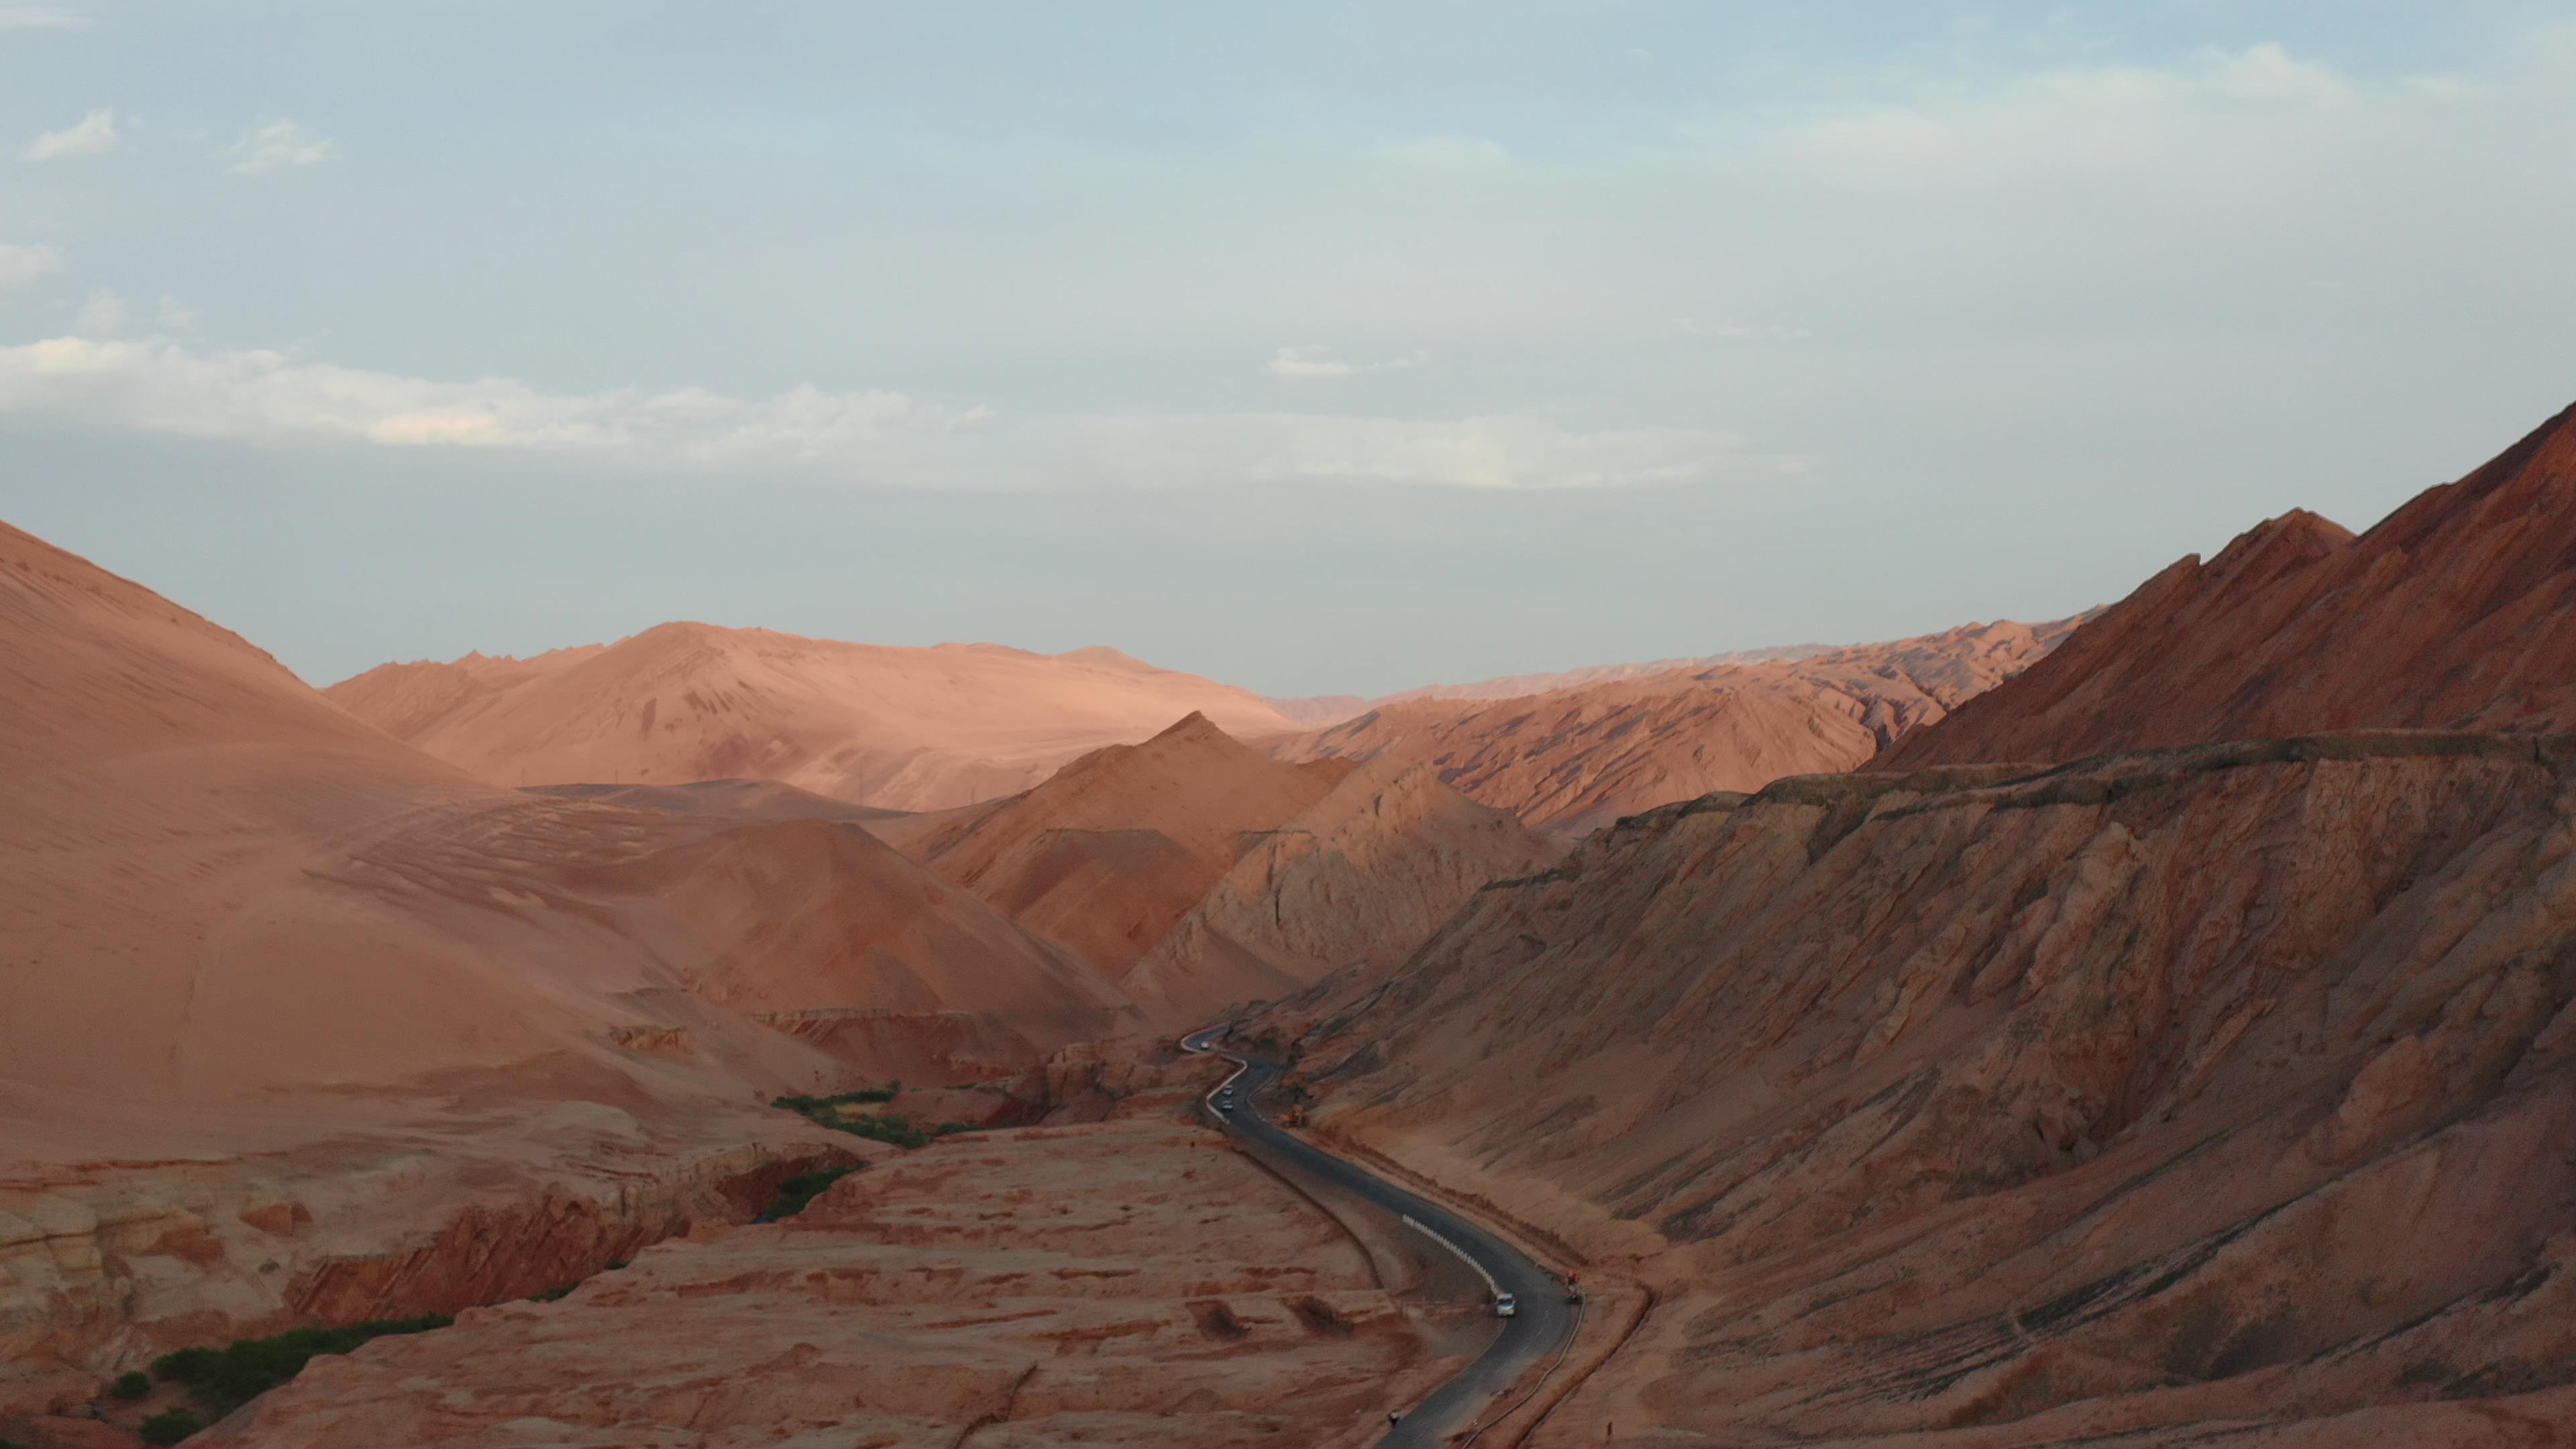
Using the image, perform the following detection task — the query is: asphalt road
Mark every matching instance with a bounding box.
[1180,1026,1579,1447]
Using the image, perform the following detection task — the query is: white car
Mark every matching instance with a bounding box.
[1493,1293,1517,1318]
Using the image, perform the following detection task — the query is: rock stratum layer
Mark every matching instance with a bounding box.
[1276,616,2087,838]
[328,629,1297,813]
[192,1117,1461,1449]
[1285,733,2576,1445]
[1882,401,2576,769]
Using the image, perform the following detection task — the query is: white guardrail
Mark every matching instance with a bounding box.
[1399,1212,1503,1298]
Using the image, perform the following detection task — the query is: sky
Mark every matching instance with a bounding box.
[3,3,2573,698]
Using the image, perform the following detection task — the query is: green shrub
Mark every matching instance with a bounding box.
[762,1165,858,1219]
[523,1284,576,1303]
[150,1316,453,1415]
[833,1112,931,1148]
[111,1368,153,1399]
[2,1436,32,1449]
[772,1082,898,1116]
[139,1409,205,1445]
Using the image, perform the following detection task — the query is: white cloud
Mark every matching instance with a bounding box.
[25,107,118,162]
[0,6,86,28]
[1381,137,1511,175]
[72,290,125,335]
[0,335,986,462]
[228,119,340,174]
[0,332,1754,491]
[0,244,60,291]
[1267,344,1429,381]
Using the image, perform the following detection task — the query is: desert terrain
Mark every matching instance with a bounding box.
[328,630,1299,813]
[9,402,2576,1448]
[1275,616,2089,838]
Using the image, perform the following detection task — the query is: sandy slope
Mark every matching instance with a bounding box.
[328,626,1298,812]
[1882,400,2576,768]
[1280,735,2576,1445]
[1276,617,2086,838]
[0,519,1141,1403]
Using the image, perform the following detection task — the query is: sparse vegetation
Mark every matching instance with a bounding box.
[112,1368,153,1399]
[772,1083,898,1116]
[151,1316,453,1415]
[762,1165,859,1218]
[523,1283,576,1303]
[138,1409,205,1445]
[771,1083,982,1148]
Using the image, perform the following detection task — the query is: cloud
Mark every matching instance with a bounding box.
[25,107,118,162]
[0,5,85,28]
[72,290,124,335]
[0,332,1754,491]
[0,244,60,291]
[0,334,987,462]
[1380,137,1511,175]
[1267,344,1429,381]
[228,119,340,174]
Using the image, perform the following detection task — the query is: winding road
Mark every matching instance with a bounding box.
[1180,1026,1580,1447]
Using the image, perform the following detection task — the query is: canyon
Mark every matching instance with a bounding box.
[11,400,2576,1447]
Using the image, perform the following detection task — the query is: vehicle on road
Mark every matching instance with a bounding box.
[1493,1292,1517,1318]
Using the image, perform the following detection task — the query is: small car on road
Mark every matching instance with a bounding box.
[1493,1292,1517,1318]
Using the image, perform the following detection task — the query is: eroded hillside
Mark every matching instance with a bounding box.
[1281,734,2576,1443]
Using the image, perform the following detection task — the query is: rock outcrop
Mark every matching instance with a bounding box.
[1881,400,2576,767]
[327,625,1298,812]
[1283,733,2576,1444]
[1277,616,2087,838]
[189,1119,1463,1449]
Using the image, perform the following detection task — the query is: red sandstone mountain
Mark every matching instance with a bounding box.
[1256,403,2576,1444]
[871,713,1353,981]
[1277,616,2087,837]
[327,628,1298,812]
[1122,759,1560,1028]
[0,518,1140,1403]
[1279,734,2576,1444]
[1881,401,2576,767]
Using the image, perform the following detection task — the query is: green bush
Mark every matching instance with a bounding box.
[523,1284,576,1303]
[2,1435,32,1449]
[762,1165,858,1219]
[139,1409,205,1445]
[772,1082,898,1116]
[111,1368,153,1399]
[150,1316,453,1415]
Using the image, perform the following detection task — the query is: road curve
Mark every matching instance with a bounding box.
[1181,1025,1578,1447]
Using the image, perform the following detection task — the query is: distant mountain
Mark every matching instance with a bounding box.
[328,627,1297,812]
[868,712,1350,981]
[1276,615,2090,837]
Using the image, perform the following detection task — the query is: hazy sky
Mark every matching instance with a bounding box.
[4,3,2573,697]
